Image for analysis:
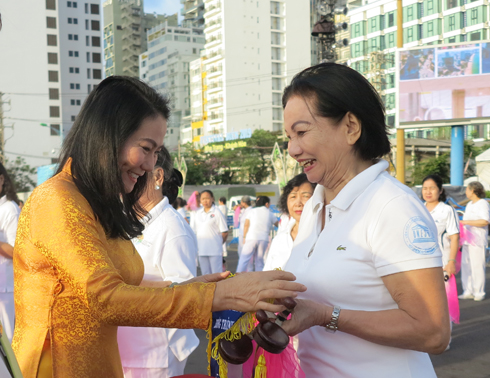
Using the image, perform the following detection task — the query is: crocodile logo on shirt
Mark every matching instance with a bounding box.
[337,245,346,251]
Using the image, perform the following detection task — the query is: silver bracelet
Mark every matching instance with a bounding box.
[325,305,341,333]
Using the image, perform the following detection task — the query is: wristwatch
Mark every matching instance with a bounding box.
[325,305,341,333]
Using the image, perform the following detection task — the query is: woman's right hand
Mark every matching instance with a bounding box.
[212,270,307,313]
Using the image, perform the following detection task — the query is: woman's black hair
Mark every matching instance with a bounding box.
[279,173,316,215]
[422,174,447,202]
[467,181,486,199]
[0,162,19,204]
[256,196,270,207]
[200,189,214,200]
[172,197,187,210]
[56,76,170,240]
[282,63,391,161]
[155,147,183,204]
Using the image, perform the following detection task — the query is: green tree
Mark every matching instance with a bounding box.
[5,157,37,192]
[411,153,450,186]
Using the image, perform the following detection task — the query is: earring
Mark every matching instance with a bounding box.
[155,185,160,190]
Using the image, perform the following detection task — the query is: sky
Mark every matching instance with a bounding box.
[144,0,181,16]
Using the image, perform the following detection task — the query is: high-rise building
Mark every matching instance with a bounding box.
[103,0,177,77]
[181,0,205,28]
[348,0,490,137]
[192,0,311,146]
[140,22,205,151]
[0,0,103,169]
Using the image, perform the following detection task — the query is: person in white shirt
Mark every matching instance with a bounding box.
[459,181,490,301]
[264,174,315,271]
[281,63,449,377]
[238,196,252,256]
[118,148,199,378]
[236,196,278,272]
[218,197,228,257]
[191,190,228,275]
[0,162,20,342]
[173,197,188,223]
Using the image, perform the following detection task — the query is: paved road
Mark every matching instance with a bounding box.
[185,244,490,377]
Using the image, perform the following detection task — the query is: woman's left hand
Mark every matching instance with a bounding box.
[281,299,329,336]
[443,261,456,277]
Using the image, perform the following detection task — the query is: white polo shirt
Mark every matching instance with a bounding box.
[245,206,277,241]
[0,195,20,293]
[285,160,441,378]
[462,198,490,247]
[118,196,199,368]
[263,219,295,271]
[191,205,228,256]
[239,206,252,236]
[428,201,459,263]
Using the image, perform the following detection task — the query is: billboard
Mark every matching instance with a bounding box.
[397,41,490,128]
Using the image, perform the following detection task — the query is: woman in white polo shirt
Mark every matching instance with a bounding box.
[459,181,490,301]
[0,162,20,342]
[281,63,449,378]
[191,190,228,275]
[264,174,315,271]
[236,196,278,272]
[118,148,199,378]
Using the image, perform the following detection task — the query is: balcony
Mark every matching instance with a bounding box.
[204,2,221,18]
[204,18,222,33]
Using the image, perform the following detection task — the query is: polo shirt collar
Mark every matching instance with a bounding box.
[0,195,7,207]
[142,197,169,227]
[310,160,389,212]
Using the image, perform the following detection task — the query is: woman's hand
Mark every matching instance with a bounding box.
[182,271,231,285]
[443,260,456,278]
[212,270,307,313]
[281,299,330,336]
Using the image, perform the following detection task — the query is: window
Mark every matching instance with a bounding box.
[48,53,58,64]
[88,84,92,93]
[91,36,100,47]
[70,83,80,90]
[428,21,433,35]
[68,18,72,24]
[428,0,434,11]
[446,0,457,9]
[50,106,60,117]
[47,34,57,46]
[71,115,76,121]
[91,4,100,14]
[371,17,377,30]
[86,36,90,46]
[91,20,100,31]
[471,9,478,24]
[470,31,481,41]
[48,71,59,82]
[67,1,72,6]
[73,18,78,24]
[74,51,79,57]
[86,52,90,62]
[449,15,456,30]
[46,17,57,28]
[68,34,78,41]
[70,99,75,105]
[49,88,59,99]
[388,33,395,47]
[407,7,413,21]
[85,3,88,13]
[46,0,56,10]
[73,1,77,7]
[87,68,91,79]
[50,124,60,136]
[69,67,79,73]
[92,53,101,63]
[407,27,414,41]
[354,23,360,36]
[93,69,102,79]
[85,19,89,30]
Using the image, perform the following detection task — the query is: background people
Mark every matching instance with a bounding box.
[191,190,228,275]
[218,197,228,257]
[459,181,490,301]
[238,195,252,257]
[264,174,315,271]
[118,147,199,378]
[173,197,188,222]
[12,76,306,378]
[281,63,449,377]
[236,196,278,272]
[0,162,20,342]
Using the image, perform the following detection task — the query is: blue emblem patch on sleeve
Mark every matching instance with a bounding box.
[403,216,437,255]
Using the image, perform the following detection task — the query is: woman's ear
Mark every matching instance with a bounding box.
[153,167,164,187]
[344,112,362,146]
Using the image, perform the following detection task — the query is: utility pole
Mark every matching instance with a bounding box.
[395,0,406,184]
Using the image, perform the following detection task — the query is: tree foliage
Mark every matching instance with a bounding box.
[5,157,37,192]
[411,153,450,186]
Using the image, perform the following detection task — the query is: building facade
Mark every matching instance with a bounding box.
[140,22,205,151]
[103,0,177,77]
[181,0,205,28]
[190,0,311,146]
[0,0,103,169]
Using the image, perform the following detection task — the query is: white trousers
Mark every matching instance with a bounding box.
[236,240,268,272]
[461,245,486,297]
[0,292,14,341]
[199,256,223,275]
[123,355,187,378]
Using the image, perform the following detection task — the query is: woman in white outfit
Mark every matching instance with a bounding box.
[264,174,315,271]
[118,148,199,378]
[281,63,449,377]
[459,181,490,301]
[191,190,228,275]
[173,197,188,222]
[0,163,20,342]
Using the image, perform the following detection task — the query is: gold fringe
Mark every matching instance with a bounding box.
[254,354,267,378]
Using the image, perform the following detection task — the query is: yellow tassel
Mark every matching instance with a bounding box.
[206,313,213,376]
[254,354,267,378]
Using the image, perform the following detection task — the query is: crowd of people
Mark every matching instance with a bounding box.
[0,64,488,378]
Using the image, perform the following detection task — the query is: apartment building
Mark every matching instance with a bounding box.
[0,0,103,169]
[181,0,206,28]
[103,0,177,77]
[140,22,205,151]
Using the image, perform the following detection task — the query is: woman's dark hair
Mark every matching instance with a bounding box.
[0,162,19,203]
[219,197,226,204]
[172,197,187,210]
[256,196,270,207]
[422,174,447,202]
[468,181,486,199]
[200,190,214,202]
[56,76,170,240]
[282,63,391,161]
[279,173,316,215]
[155,147,183,204]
